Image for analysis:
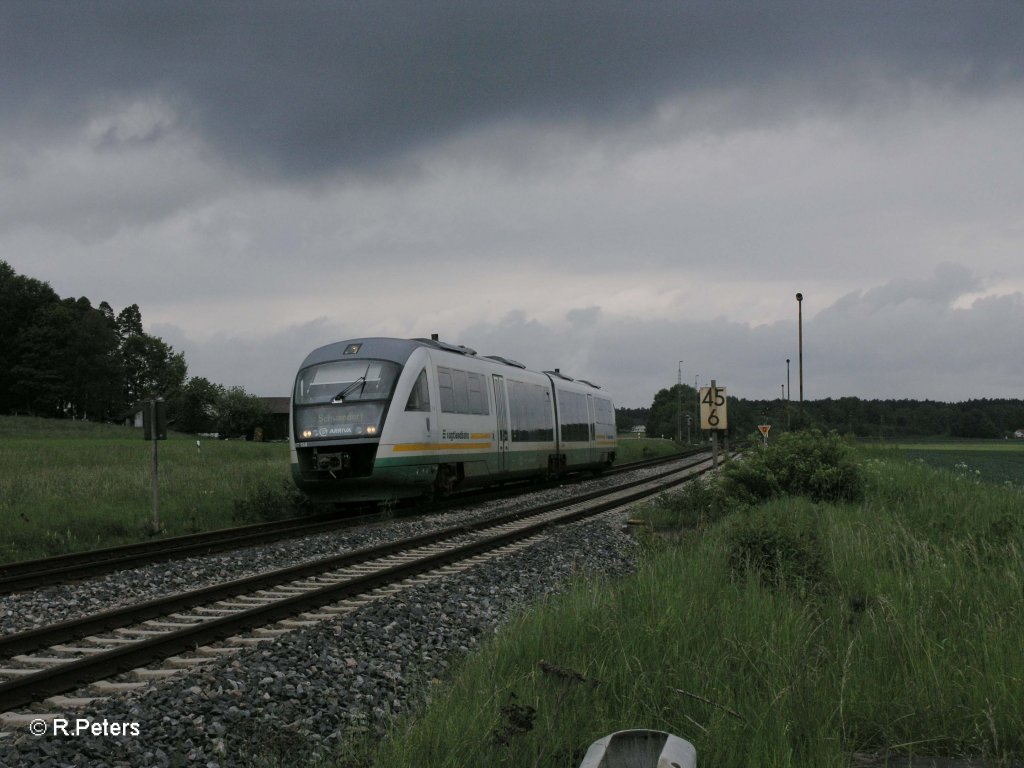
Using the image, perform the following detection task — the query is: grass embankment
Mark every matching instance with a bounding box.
[369,433,1024,767]
[0,415,292,562]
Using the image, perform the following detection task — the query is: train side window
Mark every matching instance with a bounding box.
[405,368,431,412]
[438,367,455,413]
[452,369,470,413]
[467,372,489,415]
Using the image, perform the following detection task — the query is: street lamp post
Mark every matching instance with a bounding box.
[796,293,804,427]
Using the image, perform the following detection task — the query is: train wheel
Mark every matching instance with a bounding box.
[434,464,456,497]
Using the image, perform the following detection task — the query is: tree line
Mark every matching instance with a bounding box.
[0,261,270,436]
[621,385,1024,441]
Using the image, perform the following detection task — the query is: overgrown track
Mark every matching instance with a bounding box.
[0,450,704,594]
[0,450,717,712]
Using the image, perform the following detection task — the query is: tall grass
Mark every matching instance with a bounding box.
[367,444,1024,767]
[0,415,291,562]
[614,437,685,462]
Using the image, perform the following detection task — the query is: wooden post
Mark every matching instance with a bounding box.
[710,379,719,468]
[150,399,161,533]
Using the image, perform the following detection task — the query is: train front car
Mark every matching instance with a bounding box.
[290,338,435,502]
[290,336,619,504]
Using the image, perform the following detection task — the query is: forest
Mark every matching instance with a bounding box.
[0,261,268,435]
[623,385,1024,441]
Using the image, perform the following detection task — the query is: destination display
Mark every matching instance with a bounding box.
[295,402,383,440]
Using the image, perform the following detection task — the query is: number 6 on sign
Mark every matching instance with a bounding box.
[700,386,728,430]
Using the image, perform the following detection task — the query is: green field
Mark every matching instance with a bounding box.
[0,418,684,563]
[0,415,291,563]
[895,440,1024,489]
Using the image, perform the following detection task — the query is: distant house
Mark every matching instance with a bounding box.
[629,425,647,437]
[258,397,291,441]
[1014,429,1024,439]
[127,408,144,429]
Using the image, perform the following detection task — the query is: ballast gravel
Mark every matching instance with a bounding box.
[1,508,643,767]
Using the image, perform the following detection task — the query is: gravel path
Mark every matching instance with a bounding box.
[2,515,638,767]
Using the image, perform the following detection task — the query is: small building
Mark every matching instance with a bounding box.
[127,408,144,429]
[258,397,291,441]
[1014,429,1024,439]
[629,425,647,438]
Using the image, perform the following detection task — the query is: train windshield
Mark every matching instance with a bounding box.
[293,360,401,442]
[294,360,400,405]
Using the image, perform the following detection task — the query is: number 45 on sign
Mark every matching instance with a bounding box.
[699,385,728,430]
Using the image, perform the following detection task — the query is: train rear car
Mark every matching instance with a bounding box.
[547,371,617,472]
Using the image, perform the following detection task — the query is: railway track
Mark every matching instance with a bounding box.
[0,449,703,595]
[0,449,717,719]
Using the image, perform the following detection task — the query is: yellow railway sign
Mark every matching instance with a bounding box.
[699,385,727,430]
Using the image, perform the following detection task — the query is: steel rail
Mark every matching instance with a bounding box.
[0,454,716,711]
[0,452,713,659]
[0,513,380,595]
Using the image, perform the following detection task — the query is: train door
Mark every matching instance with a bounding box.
[492,374,509,472]
[587,394,597,463]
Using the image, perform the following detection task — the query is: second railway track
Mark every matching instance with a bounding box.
[0,450,717,716]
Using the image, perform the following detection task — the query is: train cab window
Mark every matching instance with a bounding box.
[405,369,431,412]
[294,360,400,405]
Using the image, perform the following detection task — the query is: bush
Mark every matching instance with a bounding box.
[721,502,829,593]
[668,474,734,529]
[723,429,864,504]
[636,477,733,531]
[232,481,313,523]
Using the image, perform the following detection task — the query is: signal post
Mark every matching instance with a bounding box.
[143,398,167,533]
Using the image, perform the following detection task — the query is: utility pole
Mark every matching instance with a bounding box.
[786,358,791,430]
[693,374,700,442]
[676,361,683,443]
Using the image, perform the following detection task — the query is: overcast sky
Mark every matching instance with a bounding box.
[3,2,1022,407]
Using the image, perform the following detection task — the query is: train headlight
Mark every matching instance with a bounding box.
[366,426,378,435]
[301,429,314,439]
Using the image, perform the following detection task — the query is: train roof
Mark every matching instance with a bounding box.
[298,338,426,369]
[299,338,606,395]
[299,337,491,370]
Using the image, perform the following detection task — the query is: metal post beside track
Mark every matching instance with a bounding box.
[150,400,160,533]
[143,398,166,533]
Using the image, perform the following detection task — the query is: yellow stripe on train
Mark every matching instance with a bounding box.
[390,442,494,453]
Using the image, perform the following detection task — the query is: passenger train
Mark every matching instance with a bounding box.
[289,337,617,502]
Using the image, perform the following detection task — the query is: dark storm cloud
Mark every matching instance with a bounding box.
[3,1,1021,176]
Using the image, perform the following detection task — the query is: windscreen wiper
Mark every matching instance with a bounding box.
[332,377,365,403]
